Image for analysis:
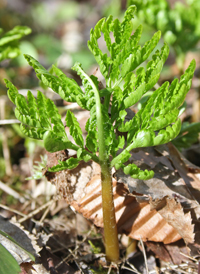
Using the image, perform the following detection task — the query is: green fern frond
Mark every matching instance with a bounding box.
[24,55,84,103]
[5,6,196,180]
[0,26,31,62]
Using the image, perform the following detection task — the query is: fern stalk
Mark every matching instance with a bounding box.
[92,72,119,261]
[101,163,119,262]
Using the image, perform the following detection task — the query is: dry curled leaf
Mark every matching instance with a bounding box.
[45,143,200,249]
[150,197,194,244]
[115,146,198,208]
[145,240,190,265]
[45,152,181,244]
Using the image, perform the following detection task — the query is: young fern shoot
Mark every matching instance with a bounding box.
[6,6,195,262]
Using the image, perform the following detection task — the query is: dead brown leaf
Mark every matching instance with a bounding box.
[115,146,198,208]
[166,142,200,204]
[39,247,77,274]
[45,143,200,251]
[145,240,190,265]
[45,155,181,244]
[150,197,194,244]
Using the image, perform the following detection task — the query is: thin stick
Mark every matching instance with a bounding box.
[107,263,113,274]
[56,247,84,274]
[0,119,20,125]
[55,227,94,269]
[121,265,141,273]
[179,251,198,262]
[167,263,192,274]
[139,236,149,274]
[0,203,26,217]
[0,203,45,227]
[149,262,193,274]
[38,203,52,224]
[18,200,54,223]
[125,261,142,274]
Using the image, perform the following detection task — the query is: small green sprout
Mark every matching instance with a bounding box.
[88,240,102,254]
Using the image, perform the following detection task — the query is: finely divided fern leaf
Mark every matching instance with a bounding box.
[72,62,98,110]
[88,6,162,86]
[24,55,84,103]
[85,106,98,153]
[0,26,31,62]
[122,163,154,180]
[5,6,196,180]
[5,79,79,153]
[48,153,92,172]
[111,57,195,171]
[66,110,84,147]
[172,122,200,151]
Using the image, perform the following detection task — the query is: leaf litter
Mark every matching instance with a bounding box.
[42,139,200,273]
[0,131,199,273]
[3,139,199,273]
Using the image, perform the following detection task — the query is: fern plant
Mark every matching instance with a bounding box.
[0,26,31,62]
[128,0,200,71]
[5,6,195,262]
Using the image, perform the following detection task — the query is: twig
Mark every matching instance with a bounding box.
[0,119,20,125]
[0,203,26,217]
[125,261,142,274]
[149,262,196,274]
[55,226,94,269]
[106,262,119,274]
[121,266,137,273]
[139,236,149,274]
[179,251,198,262]
[0,180,26,203]
[121,265,141,273]
[56,248,84,274]
[38,203,51,225]
[167,263,192,274]
[107,263,113,274]
[18,200,54,223]
[0,203,45,227]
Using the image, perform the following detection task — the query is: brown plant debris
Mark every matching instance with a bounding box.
[150,197,194,244]
[45,143,200,251]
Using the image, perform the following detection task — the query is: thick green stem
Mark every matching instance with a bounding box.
[101,162,119,262]
[96,93,119,261]
[87,75,119,262]
[77,68,119,261]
